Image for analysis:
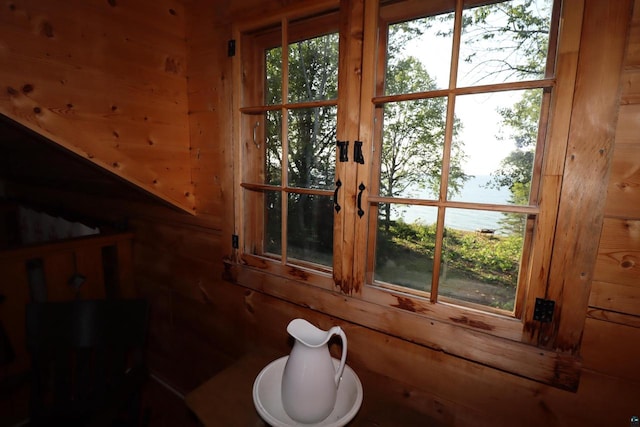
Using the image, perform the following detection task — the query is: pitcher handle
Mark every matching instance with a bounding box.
[329,326,348,387]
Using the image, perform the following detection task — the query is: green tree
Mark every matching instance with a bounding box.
[456,0,552,82]
[491,89,542,234]
[264,34,339,257]
[265,36,339,190]
[453,0,552,235]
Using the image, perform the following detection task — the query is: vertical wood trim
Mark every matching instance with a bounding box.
[522,0,585,345]
[362,2,386,289]
[543,0,633,352]
[335,0,365,294]
[231,24,244,264]
[346,0,366,294]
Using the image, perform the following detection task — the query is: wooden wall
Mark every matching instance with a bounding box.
[0,0,194,212]
[1,0,639,426]
[172,0,640,425]
[584,0,640,398]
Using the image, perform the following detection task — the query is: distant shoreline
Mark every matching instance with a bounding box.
[394,175,511,233]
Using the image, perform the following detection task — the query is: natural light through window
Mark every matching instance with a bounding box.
[369,0,553,314]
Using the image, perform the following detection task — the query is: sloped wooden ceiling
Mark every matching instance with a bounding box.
[0,116,170,205]
[0,0,194,213]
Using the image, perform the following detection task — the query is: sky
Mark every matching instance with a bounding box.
[401,3,546,176]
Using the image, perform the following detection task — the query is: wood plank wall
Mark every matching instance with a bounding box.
[585,0,640,387]
[0,0,194,212]
[164,0,640,425]
[2,0,640,426]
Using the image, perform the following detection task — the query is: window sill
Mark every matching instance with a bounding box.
[224,260,582,391]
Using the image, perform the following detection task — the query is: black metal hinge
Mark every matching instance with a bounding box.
[354,140,365,164]
[232,234,239,249]
[533,298,555,323]
[337,140,349,162]
[228,40,236,57]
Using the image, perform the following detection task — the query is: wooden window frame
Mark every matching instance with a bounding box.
[225,0,623,391]
[237,8,342,284]
[359,0,559,321]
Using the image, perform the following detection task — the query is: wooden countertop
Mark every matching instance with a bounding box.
[185,352,436,426]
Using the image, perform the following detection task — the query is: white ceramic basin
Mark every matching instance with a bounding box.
[252,356,363,427]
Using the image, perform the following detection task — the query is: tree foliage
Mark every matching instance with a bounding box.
[265,36,339,190]
[455,0,552,235]
[380,22,468,227]
[455,0,552,82]
[264,35,340,258]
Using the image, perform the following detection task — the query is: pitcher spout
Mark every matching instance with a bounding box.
[287,318,334,347]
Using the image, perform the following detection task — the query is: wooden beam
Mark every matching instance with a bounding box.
[542,0,634,352]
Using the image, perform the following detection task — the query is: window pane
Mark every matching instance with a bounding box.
[266,46,282,105]
[386,12,454,94]
[457,0,553,87]
[288,106,337,190]
[449,90,542,205]
[265,191,282,255]
[440,208,526,311]
[288,33,339,103]
[265,111,283,186]
[446,191,508,232]
[374,204,437,293]
[380,98,448,199]
[287,193,333,266]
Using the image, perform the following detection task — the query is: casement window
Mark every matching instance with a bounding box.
[232,0,584,389]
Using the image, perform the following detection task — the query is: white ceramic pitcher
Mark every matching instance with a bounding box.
[281,318,347,424]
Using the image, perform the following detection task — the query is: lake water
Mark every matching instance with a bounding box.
[395,175,512,233]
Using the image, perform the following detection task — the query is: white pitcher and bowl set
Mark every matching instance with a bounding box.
[252,318,363,426]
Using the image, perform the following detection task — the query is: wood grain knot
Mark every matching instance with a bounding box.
[616,181,628,190]
[41,21,54,38]
[165,57,180,74]
[620,256,636,269]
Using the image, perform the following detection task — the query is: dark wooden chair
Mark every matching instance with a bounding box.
[26,299,149,427]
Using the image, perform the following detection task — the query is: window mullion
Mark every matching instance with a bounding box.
[333,0,366,294]
[359,0,383,290]
[431,0,464,302]
[347,0,369,295]
[280,18,289,265]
